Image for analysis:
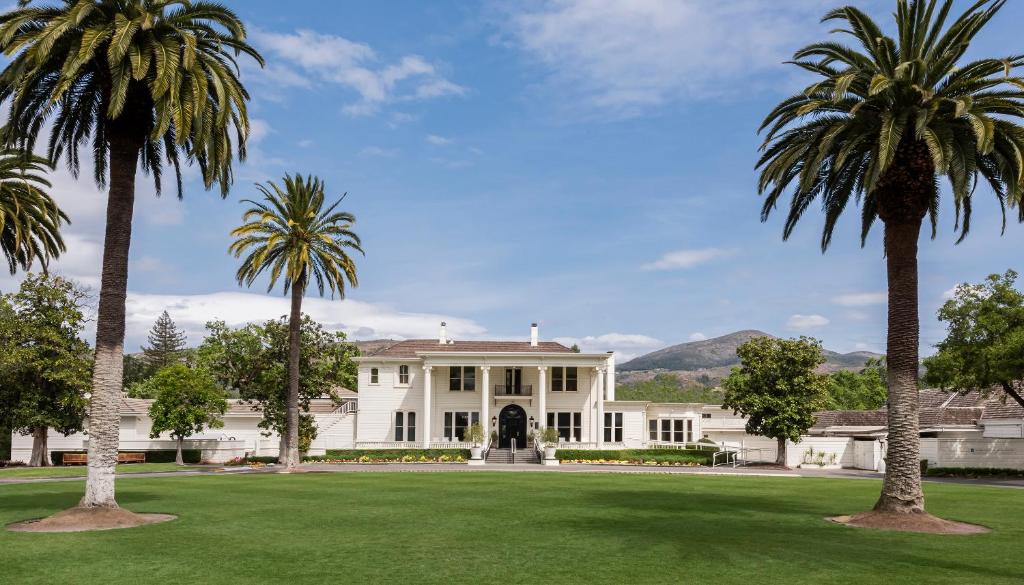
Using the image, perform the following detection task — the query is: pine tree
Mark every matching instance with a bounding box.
[142,311,188,370]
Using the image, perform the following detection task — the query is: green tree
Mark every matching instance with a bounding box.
[0,151,68,273]
[0,274,91,466]
[196,316,359,457]
[923,271,1024,408]
[826,358,889,410]
[229,174,362,469]
[0,0,262,509]
[617,373,725,404]
[142,310,187,369]
[146,364,227,466]
[122,353,152,390]
[722,337,829,466]
[757,0,1024,514]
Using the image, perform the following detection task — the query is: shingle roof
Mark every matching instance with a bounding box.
[981,396,1024,420]
[368,339,575,358]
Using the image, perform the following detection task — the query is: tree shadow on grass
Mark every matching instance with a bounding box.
[0,489,161,514]
[566,488,1016,582]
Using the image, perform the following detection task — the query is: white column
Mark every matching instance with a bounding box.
[481,366,490,447]
[606,354,616,401]
[422,366,432,448]
[596,367,606,448]
[537,366,547,432]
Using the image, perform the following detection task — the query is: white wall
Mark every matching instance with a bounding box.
[984,420,1024,439]
[787,437,856,468]
[922,437,1024,469]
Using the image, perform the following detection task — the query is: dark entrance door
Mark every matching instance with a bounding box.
[498,404,527,449]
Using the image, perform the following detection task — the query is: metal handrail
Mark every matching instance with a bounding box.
[511,440,516,464]
[493,385,533,396]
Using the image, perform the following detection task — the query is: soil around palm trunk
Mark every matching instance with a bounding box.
[829,511,989,534]
[6,506,176,533]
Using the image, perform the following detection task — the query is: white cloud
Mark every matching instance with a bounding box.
[786,314,830,331]
[360,146,400,157]
[641,248,734,271]
[501,0,827,117]
[688,332,707,342]
[554,332,663,361]
[426,134,452,146]
[833,292,887,307]
[122,291,488,349]
[254,28,466,116]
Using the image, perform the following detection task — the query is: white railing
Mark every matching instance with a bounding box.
[338,399,358,415]
[712,447,770,467]
[649,442,719,451]
[353,441,472,450]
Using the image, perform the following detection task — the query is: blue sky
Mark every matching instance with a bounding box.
[19,0,1024,360]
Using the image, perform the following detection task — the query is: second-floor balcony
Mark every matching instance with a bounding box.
[493,385,533,396]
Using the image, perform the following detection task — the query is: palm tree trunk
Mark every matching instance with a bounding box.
[283,278,304,469]
[80,130,139,509]
[29,426,49,467]
[775,437,786,467]
[874,217,925,514]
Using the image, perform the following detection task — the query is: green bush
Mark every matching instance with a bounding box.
[920,459,929,475]
[308,449,470,462]
[925,467,1024,479]
[245,456,279,464]
[49,450,202,465]
[555,448,715,465]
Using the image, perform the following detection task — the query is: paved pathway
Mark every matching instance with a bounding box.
[2,462,1022,488]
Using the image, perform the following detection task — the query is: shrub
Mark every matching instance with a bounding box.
[555,448,714,465]
[920,459,929,475]
[0,460,26,468]
[49,450,202,465]
[245,456,279,464]
[925,467,1024,479]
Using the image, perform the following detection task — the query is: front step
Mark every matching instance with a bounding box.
[485,447,539,464]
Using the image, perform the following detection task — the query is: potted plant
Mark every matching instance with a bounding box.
[465,423,485,459]
[537,427,560,460]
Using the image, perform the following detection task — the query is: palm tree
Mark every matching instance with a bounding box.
[0,150,68,273]
[0,0,262,510]
[758,0,1024,516]
[229,174,362,470]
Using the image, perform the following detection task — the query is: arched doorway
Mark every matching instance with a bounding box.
[498,404,527,449]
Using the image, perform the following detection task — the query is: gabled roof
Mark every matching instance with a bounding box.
[366,339,575,358]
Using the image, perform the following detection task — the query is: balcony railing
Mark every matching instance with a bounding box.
[493,385,533,396]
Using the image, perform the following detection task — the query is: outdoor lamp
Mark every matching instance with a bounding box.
[529,416,535,428]
[491,416,497,427]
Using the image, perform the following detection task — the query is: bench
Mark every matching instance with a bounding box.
[61,453,87,465]
[118,453,146,464]
[60,452,147,465]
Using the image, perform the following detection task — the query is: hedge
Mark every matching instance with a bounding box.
[308,449,471,462]
[925,467,1024,479]
[50,450,202,466]
[555,448,718,465]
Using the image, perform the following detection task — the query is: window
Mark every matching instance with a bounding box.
[655,418,693,444]
[604,412,623,443]
[369,368,379,384]
[443,411,479,441]
[394,411,416,442]
[398,365,410,385]
[550,367,578,392]
[448,366,476,391]
[546,411,582,441]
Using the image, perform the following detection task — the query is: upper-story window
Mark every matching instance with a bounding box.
[369,367,379,384]
[550,367,578,392]
[398,365,410,385]
[448,366,476,391]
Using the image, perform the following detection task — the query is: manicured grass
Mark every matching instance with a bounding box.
[0,463,205,479]
[2,472,1022,584]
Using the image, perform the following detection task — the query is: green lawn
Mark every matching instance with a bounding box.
[1,472,1021,584]
[0,463,205,479]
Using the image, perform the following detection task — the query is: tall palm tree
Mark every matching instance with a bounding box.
[229,174,362,470]
[0,0,262,510]
[0,150,68,273]
[758,0,1024,516]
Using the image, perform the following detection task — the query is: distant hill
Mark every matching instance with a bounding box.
[352,339,399,356]
[619,330,881,384]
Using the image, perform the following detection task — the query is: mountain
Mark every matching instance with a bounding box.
[619,330,881,381]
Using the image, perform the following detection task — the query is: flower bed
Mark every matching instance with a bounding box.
[304,449,470,464]
[555,448,716,466]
